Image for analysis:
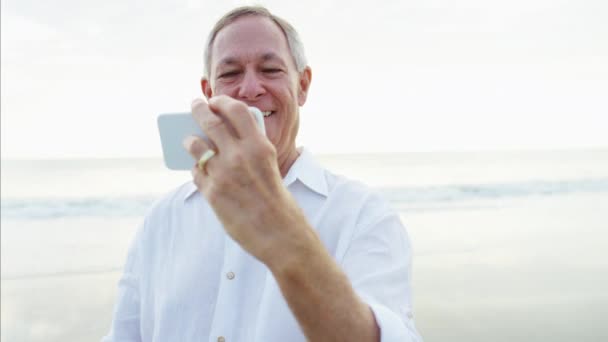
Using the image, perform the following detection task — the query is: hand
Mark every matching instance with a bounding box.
[183,95,310,264]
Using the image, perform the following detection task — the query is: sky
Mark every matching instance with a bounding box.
[1,0,607,159]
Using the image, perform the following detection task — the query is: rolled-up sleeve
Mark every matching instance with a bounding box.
[341,208,423,342]
[101,223,144,342]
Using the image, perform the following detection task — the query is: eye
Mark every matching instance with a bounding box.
[218,70,240,78]
[262,68,282,74]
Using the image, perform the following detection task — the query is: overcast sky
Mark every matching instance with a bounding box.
[1,0,607,159]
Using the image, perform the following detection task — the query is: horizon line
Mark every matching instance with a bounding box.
[2,146,607,162]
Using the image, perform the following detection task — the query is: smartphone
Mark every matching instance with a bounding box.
[157,107,266,170]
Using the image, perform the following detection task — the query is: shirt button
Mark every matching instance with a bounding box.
[226,271,235,280]
[217,337,225,342]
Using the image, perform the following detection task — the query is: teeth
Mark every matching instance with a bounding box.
[262,111,273,117]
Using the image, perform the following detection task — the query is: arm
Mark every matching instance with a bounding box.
[267,223,380,342]
[266,208,422,342]
[340,210,422,342]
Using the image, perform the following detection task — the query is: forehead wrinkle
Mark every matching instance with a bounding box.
[211,17,294,72]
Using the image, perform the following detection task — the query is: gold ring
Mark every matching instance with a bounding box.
[197,149,216,172]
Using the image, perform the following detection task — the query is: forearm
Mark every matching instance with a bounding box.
[267,228,380,342]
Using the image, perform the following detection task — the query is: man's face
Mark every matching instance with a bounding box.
[202,15,311,160]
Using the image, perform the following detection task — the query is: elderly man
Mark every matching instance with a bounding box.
[104,6,422,342]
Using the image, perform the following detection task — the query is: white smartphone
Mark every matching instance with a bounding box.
[157,107,266,170]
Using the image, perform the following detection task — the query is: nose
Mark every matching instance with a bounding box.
[237,70,266,101]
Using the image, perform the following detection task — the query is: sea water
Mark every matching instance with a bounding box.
[3,149,607,219]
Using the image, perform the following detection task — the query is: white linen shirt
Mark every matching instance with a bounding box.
[103,148,422,342]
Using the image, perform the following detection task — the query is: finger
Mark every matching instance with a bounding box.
[209,95,259,140]
[183,136,220,178]
[190,164,210,194]
[182,135,213,160]
[191,97,238,148]
[181,137,211,195]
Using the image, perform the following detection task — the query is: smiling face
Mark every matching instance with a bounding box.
[202,15,311,172]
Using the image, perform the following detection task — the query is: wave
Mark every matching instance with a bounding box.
[379,178,608,203]
[2,178,608,220]
[1,196,154,220]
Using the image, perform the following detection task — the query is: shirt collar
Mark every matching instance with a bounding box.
[183,146,328,202]
[282,147,328,197]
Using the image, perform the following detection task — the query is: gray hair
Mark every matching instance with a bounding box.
[203,6,308,78]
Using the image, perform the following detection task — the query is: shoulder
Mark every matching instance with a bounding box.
[320,171,411,264]
[324,171,398,229]
[140,181,197,232]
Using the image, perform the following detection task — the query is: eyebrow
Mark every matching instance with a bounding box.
[217,57,238,67]
[216,52,286,67]
[260,52,283,63]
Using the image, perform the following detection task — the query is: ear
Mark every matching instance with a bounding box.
[297,67,312,106]
[201,77,213,99]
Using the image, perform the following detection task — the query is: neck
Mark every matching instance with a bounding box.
[278,147,300,178]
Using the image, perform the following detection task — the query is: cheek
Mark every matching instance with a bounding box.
[267,118,285,145]
[212,83,237,97]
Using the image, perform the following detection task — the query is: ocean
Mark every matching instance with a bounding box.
[2,149,608,341]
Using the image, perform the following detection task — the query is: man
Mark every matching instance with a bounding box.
[103,6,422,342]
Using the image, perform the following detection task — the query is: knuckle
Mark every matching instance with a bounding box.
[191,98,205,110]
[227,152,245,167]
[266,142,277,157]
[251,140,275,158]
[185,137,204,156]
[189,139,201,155]
[227,101,248,117]
[209,95,231,110]
[203,116,224,131]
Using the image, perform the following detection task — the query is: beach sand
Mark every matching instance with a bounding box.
[409,193,608,341]
[2,193,607,341]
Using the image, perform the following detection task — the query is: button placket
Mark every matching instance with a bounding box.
[208,236,239,342]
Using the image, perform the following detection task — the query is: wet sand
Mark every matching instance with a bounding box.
[409,194,608,341]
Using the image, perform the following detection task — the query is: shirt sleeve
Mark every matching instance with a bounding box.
[101,222,144,342]
[340,207,423,342]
